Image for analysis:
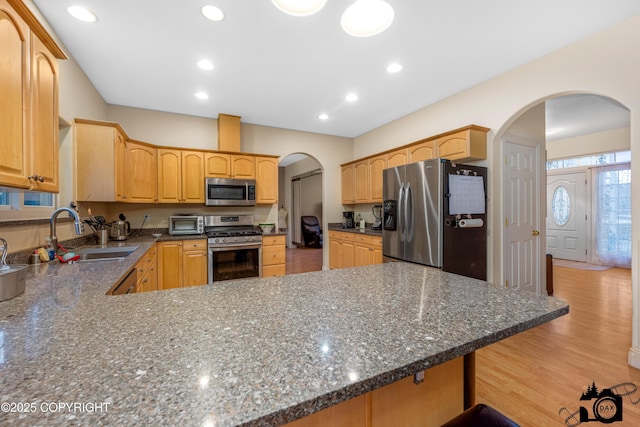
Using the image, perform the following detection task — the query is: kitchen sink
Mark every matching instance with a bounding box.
[0,264,27,301]
[74,245,139,262]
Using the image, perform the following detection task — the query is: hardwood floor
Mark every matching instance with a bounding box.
[476,266,640,426]
[285,246,323,275]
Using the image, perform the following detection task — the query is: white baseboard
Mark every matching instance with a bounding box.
[628,346,640,368]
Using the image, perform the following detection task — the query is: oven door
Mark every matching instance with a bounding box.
[208,243,262,283]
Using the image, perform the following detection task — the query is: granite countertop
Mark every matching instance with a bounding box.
[0,242,568,426]
[327,224,382,237]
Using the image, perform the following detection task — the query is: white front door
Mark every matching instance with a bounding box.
[546,171,587,262]
[504,137,542,294]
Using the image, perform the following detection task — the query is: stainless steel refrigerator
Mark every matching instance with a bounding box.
[382,158,487,280]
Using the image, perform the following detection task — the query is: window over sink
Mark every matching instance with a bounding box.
[0,188,56,221]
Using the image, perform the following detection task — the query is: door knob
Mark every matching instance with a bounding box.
[532,230,540,236]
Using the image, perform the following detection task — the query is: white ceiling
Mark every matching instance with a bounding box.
[33,0,640,138]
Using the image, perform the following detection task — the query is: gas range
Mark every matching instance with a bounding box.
[205,215,262,246]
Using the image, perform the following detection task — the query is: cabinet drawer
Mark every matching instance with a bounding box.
[263,245,285,265]
[182,239,207,250]
[354,234,375,245]
[263,235,285,246]
[329,230,355,242]
[263,264,285,277]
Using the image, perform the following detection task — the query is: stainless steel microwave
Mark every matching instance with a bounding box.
[169,215,204,235]
[205,178,256,206]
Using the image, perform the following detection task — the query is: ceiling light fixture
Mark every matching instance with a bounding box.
[197,59,214,71]
[387,63,402,73]
[318,113,329,120]
[195,92,209,100]
[341,0,394,37]
[346,93,358,102]
[271,0,327,16]
[67,6,98,23]
[201,5,224,22]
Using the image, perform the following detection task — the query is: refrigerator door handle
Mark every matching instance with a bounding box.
[398,182,405,242]
[405,182,413,242]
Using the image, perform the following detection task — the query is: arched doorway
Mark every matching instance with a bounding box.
[279,153,324,274]
[497,92,631,293]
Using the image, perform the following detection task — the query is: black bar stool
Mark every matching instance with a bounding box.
[441,404,520,427]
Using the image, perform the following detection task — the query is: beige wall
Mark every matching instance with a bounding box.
[352,14,640,364]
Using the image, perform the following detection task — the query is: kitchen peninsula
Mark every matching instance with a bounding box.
[0,241,568,426]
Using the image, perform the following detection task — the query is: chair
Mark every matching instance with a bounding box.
[301,216,323,248]
[441,404,520,427]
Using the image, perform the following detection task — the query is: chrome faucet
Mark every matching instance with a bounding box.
[0,237,8,270]
[50,207,85,257]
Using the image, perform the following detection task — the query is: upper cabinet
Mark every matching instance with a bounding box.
[157,149,204,203]
[76,120,128,202]
[341,125,489,205]
[436,127,487,162]
[341,164,355,204]
[409,139,436,163]
[0,0,65,192]
[205,153,256,179]
[126,141,157,203]
[255,156,278,204]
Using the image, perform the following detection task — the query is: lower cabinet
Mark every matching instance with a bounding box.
[284,357,463,427]
[329,230,381,269]
[158,239,208,289]
[135,243,157,293]
[262,234,286,277]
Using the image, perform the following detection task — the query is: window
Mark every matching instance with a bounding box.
[547,150,630,170]
[0,188,56,221]
[593,163,631,268]
[551,186,571,226]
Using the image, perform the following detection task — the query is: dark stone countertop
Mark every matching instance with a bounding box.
[0,238,568,426]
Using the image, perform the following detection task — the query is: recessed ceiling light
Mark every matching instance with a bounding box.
[318,113,329,120]
[387,63,403,73]
[202,5,224,22]
[346,93,358,102]
[67,6,97,23]
[272,0,327,16]
[197,59,214,71]
[341,0,394,37]
[195,92,209,100]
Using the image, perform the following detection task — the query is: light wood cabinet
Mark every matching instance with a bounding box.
[328,230,356,269]
[0,0,62,192]
[0,2,30,189]
[217,113,241,152]
[158,239,207,289]
[354,161,369,203]
[409,139,436,163]
[157,149,204,203]
[262,235,286,277]
[126,141,157,203]
[256,156,278,204]
[157,241,182,290]
[368,155,385,203]
[354,234,383,267]
[437,128,487,162]
[135,244,157,293]
[231,155,256,179]
[341,164,355,204]
[182,239,208,287]
[76,120,129,202]
[205,153,256,179]
[29,33,59,192]
[285,357,463,427]
[330,231,381,269]
[385,148,408,168]
[182,150,205,203]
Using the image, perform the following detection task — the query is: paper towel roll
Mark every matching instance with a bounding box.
[458,218,483,228]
